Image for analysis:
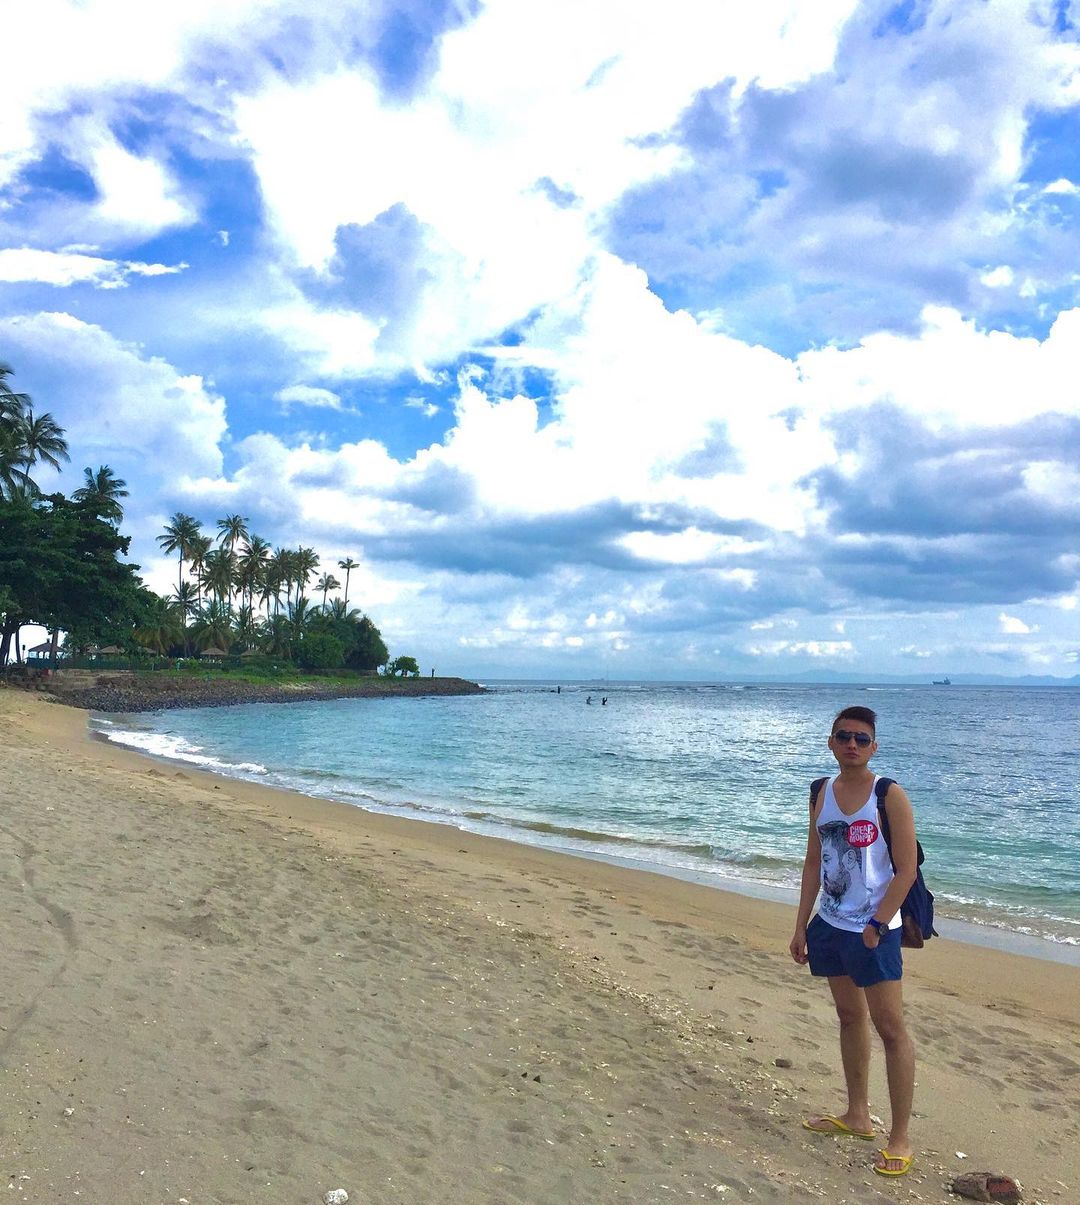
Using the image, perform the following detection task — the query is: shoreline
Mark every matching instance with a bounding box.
[89,704,1079,968]
[3,691,1078,1202]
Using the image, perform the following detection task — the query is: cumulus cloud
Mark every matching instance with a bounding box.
[0,312,226,549]
[609,1,1080,348]
[4,2,1080,677]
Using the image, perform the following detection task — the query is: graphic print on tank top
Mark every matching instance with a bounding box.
[818,817,879,925]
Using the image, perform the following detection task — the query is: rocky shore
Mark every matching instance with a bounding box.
[34,669,484,713]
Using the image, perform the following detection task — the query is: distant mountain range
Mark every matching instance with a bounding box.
[726,670,1080,687]
[488,671,1080,687]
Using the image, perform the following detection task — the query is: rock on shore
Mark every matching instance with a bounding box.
[40,670,484,713]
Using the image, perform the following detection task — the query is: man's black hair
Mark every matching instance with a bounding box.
[832,705,877,736]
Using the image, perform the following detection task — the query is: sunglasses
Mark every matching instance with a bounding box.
[833,729,873,747]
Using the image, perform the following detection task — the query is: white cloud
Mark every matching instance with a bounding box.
[744,639,854,658]
[84,134,192,236]
[619,529,761,567]
[0,247,185,288]
[0,310,226,505]
[979,265,1014,288]
[898,645,932,658]
[275,384,343,411]
[1020,461,1080,512]
[228,0,863,370]
[998,612,1038,635]
[796,305,1080,431]
[5,3,1080,678]
[2,1,330,184]
[258,295,382,376]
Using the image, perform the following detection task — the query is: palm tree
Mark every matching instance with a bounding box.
[317,573,340,609]
[16,407,70,492]
[73,465,128,524]
[0,419,29,500]
[188,533,213,607]
[337,556,358,609]
[261,552,284,616]
[0,366,70,499]
[191,598,234,653]
[268,547,293,613]
[201,548,238,616]
[237,536,271,615]
[170,581,200,655]
[294,546,320,604]
[288,595,314,641]
[134,595,185,655]
[326,598,362,623]
[214,516,248,612]
[0,363,31,421]
[260,613,293,658]
[234,603,259,651]
[217,513,249,552]
[157,513,201,593]
[0,381,70,497]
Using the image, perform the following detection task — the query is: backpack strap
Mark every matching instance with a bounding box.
[874,777,897,863]
[809,776,828,815]
[875,777,924,868]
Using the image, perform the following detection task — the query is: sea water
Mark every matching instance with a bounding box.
[93,681,1080,963]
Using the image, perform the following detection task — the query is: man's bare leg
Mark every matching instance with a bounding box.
[805,975,874,1134]
[865,977,914,1171]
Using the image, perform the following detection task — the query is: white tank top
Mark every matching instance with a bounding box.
[815,774,901,934]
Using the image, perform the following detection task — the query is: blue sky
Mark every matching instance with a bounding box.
[3,0,1080,679]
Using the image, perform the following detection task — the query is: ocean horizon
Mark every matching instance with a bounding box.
[94,679,1080,966]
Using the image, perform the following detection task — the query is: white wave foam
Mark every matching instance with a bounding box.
[100,727,267,776]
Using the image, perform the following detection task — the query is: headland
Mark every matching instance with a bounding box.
[29,668,483,713]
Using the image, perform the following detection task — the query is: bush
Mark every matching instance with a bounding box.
[383,654,421,678]
[296,632,345,670]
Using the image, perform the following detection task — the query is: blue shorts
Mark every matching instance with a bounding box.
[806,914,902,987]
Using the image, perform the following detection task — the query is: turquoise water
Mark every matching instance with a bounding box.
[94,681,1080,959]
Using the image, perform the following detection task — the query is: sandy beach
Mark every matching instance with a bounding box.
[1,691,1077,1204]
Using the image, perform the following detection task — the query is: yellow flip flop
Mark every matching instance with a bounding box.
[802,1115,874,1140]
[874,1149,914,1176]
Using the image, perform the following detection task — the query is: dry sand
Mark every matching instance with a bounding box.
[1,691,1077,1205]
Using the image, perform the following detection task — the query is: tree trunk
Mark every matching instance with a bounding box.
[0,616,16,666]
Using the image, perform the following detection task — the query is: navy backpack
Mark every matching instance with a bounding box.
[810,776,937,948]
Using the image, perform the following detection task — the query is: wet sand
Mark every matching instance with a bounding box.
[1,692,1077,1203]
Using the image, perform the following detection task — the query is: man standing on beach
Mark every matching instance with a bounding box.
[789,706,918,1178]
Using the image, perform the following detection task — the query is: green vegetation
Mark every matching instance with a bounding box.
[0,361,410,675]
[383,655,421,678]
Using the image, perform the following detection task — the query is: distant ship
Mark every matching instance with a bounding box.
[932,676,952,685]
